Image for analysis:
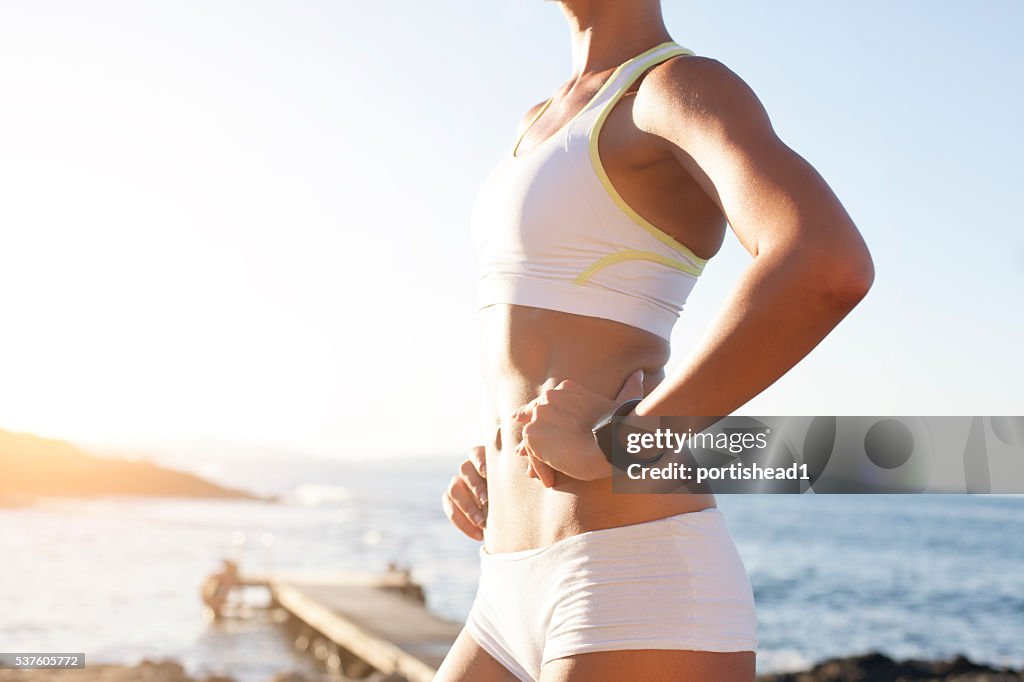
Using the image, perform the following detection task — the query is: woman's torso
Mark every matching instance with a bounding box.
[474,41,728,553]
[480,305,720,553]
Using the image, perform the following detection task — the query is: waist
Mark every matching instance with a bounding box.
[480,507,725,562]
[479,303,670,413]
[477,304,714,552]
[483,479,718,553]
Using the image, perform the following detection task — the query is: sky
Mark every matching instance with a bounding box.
[0,1,1021,460]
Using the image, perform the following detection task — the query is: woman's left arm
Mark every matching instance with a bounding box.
[514,56,874,483]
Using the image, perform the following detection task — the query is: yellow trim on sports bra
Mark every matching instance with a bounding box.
[512,97,555,158]
[572,249,702,285]
[587,44,710,270]
[512,41,685,160]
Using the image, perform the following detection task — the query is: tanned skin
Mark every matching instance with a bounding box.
[439,1,873,680]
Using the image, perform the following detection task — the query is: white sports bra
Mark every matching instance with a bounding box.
[470,41,708,342]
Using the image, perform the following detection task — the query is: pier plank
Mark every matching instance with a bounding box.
[271,579,462,682]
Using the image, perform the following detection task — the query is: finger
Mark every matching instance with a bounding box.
[444,496,484,540]
[531,456,558,488]
[511,401,536,423]
[468,445,487,477]
[554,378,579,391]
[519,432,557,488]
[441,490,483,541]
[448,477,487,528]
[518,427,535,460]
[616,368,646,402]
[521,444,538,478]
[520,445,535,476]
[458,458,488,506]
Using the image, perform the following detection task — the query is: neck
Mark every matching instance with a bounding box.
[555,0,672,78]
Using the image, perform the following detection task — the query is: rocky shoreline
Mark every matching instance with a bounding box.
[757,652,1024,681]
[0,661,231,682]
[1,653,1021,682]
[0,661,316,682]
[0,660,396,682]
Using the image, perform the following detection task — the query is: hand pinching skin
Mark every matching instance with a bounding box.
[512,369,645,486]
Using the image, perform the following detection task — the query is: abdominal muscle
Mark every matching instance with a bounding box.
[479,303,716,553]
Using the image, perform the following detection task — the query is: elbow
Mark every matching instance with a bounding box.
[816,243,874,310]
[780,235,873,311]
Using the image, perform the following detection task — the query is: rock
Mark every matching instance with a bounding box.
[268,673,311,682]
[136,660,190,682]
[756,652,1024,682]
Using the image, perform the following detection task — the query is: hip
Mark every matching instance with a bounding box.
[468,506,758,675]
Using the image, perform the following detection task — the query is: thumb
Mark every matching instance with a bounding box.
[615,368,645,403]
[510,400,535,423]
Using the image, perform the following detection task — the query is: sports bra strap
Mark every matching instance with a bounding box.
[589,42,695,120]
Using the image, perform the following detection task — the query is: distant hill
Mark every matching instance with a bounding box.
[0,428,263,501]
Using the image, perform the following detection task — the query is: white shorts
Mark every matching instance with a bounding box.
[464,507,758,681]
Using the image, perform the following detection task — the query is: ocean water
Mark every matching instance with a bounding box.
[1,456,1021,680]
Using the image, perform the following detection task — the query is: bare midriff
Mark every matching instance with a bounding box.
[479,303,716,553]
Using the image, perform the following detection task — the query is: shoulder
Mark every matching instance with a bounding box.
[633,55,774,143]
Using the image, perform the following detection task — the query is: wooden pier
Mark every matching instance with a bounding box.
[235,568,462,681]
